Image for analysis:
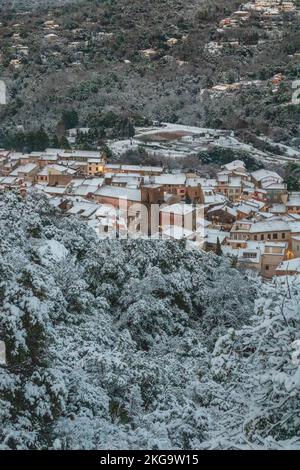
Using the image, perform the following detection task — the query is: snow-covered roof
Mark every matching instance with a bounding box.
[199,178,218,188]
[94,185,142,201]
[197,218,211,229]
[236,203,256,215]
[0,176,18,185]
[67,202,98,218]
[287,221,300,233]
[223,160,246,171]
[270,204,286,213]
[251,169,282,182]
[236,199,264,214]
[205,229,229,244]
[105,164,121,170]
[225,206,238,217]
[69,178,86,187]
[286,193,300,207]
[38,164,77,176]
[155,174,186,185]
[95,205,117,218]
[88,177,105,186]
[7,152,24,160]
[256,211,274,219]
[243,180,255,188]
[40,185,67,195]
[277,258,300,274]
[72,184,99,197]
[60,150,101,158]
[249,219,290,233]
[121,164,163,173]
[112,175,141,185]
[10,163,38,175]
[204,193,227,206]
[160,203,195,216]
[207,203,226,213]
[186,177,202,187]
[39,154,58,161]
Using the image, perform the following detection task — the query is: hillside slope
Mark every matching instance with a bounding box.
[0,0,298,143]
[0,190,255,449]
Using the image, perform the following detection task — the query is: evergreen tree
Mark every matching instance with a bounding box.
[59,136,71,150]
[216,237,223,256]
[185,193,192,205]
[51,134,60,148]
[61,110,79,130]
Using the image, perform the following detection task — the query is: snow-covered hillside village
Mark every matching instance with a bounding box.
[1,123,300,280]
[0,0,300,453]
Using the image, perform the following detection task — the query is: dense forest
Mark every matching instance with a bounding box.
[0,191,299,449]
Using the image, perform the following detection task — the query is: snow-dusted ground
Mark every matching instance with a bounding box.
[107,122,300,166]
[257,135,300,158]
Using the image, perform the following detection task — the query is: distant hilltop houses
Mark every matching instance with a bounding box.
[219,0,297,26]
[1,142,300,281]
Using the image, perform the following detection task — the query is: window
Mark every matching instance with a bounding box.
[273,233,278,240]
[254,235,257,241]
[96,167,99,172]
[265,265,269,271]
[282,233,286,239]
[261,234,264,240]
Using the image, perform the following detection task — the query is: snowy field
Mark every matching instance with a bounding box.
[107,123,300,166]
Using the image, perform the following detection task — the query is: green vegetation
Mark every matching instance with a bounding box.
[285,162,300,191]
[198,148,264,171]
[0,126,50,151]
[0,0,298,144]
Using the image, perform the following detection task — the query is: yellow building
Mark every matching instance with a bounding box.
[87,158,105,176]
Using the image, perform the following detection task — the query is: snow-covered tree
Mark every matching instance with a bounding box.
[209,277,300,450]
[0,191,298,450]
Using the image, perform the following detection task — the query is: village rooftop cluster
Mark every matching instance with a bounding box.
[1,130,300,280]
